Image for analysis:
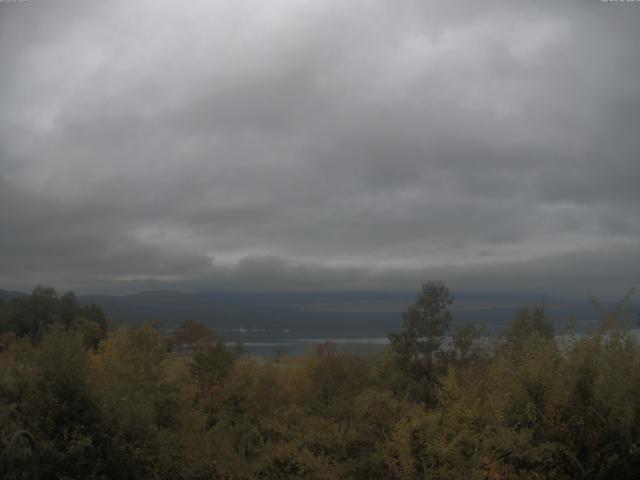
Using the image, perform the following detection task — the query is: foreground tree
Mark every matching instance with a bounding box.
[506,305,554,348]
[174,319,219,346]
[0,326,108,479]
[389,281,454,404]
[191,339,239,399]
[92,323,183,479]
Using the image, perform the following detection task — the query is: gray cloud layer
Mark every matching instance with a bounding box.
[1,0,639,297]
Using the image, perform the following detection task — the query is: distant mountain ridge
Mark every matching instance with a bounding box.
[4,288,636,342]
[0,289,28,301]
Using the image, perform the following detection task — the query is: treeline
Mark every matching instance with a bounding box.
[1,283,639,479]
[0,286,108,348]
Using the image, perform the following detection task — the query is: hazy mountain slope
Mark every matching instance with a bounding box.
[0,289,28,301]
[77,290,634,338]
[3,288,635,339]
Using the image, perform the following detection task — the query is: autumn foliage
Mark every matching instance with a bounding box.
[1,284,639,479]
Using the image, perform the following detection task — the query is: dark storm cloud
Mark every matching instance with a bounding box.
[0,0,638,297]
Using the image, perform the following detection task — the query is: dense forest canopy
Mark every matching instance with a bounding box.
[1,283,639,479]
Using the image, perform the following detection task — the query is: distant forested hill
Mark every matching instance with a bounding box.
[0,289,28,302]
[77,290,635,338]
[3,288,636,340]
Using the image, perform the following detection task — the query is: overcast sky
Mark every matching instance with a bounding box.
[1,0,639,298]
